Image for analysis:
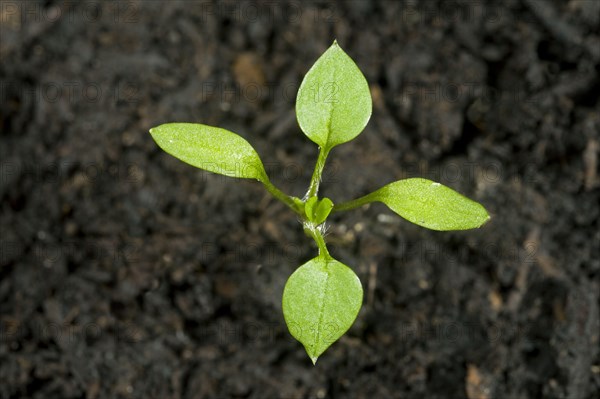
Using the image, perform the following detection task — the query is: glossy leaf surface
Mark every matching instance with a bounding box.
[150,123,267,181]
[373,178,490,230]
[296,41,372,149]
[283,256,363,364]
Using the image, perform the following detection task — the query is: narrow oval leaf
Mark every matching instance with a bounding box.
[296,41,372,149]
[304,196,319,222]
[314,197,333,225]
[374,178,490,231]
[149,123,267,181]
[283,256,363,364]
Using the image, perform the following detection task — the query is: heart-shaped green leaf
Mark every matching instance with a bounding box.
[373,178,490,230]
[296,41,372,150]
[149,123,267,181]
[283,256,363,364]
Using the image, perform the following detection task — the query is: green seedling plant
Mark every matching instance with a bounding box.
[150,41,490,364]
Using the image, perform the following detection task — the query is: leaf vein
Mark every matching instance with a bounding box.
[324,65,335,148]
[314,264,330,358]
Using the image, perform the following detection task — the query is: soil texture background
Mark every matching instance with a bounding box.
[1,1,599,398]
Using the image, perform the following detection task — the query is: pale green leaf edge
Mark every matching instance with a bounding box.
[149,122,268,181]
[374,178,490,231]
[282,256,363,364]
[296,40,372,150]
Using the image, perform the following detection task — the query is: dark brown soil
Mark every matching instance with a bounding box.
[1,1,599,398]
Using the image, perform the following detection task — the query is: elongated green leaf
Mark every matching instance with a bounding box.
[304,197,319,221]
[373,178,490,231]
[283,256,363,364]
[296,41,372,149]
[149,123,267,181]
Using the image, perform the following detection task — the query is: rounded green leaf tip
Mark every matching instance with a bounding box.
[296,41,372,149]
[149,123,268,181]
[375,178,490,231]
[282,256,363,364]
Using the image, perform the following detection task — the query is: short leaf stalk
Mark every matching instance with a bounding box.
[332,191,378,213]
[149,41,490,364]
[262,178,303,215]
[306,146,330,200]
[303,222,331,259]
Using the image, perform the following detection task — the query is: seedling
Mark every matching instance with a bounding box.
[150,41,490,364]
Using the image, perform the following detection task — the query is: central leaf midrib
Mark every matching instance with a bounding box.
[324,64,336,148]
[314,262,331,357]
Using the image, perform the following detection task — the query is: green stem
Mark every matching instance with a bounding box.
[261,179,303,215]
[332,191,379,213]
[304,223,331,258]
[306,146,330,199]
